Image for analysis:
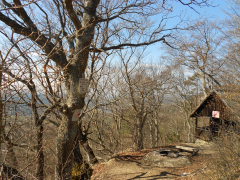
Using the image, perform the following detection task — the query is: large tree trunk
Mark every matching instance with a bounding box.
[55,1,100,178]
[72,129,95,180]
[55,71,86,179]
[56,108,77,180]
[0,56,3,163]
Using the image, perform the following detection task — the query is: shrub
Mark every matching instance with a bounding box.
[206,132,240,179]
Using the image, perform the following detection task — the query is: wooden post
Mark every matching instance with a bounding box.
[195,117,198,128]
[195,117,198,136]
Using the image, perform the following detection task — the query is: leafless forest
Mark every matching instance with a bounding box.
[0,0,240,179]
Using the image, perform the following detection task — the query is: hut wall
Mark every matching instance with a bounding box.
[196,95,230,120]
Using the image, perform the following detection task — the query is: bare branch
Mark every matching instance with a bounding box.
[0,12,68,68]
[64,0,82,30]
[91,35,172,52]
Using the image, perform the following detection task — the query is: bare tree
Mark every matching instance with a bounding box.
[163,19,225,97]
[221,0,240,84]
[110,49,173,150]
[169,66,197,142]
[0,0,213,179]
[0,30,63,179]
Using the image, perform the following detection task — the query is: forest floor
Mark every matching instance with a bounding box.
[91,140,217,180]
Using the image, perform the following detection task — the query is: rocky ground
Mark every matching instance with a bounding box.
[91,139,216,180]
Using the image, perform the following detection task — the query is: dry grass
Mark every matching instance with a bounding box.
[199,133,240,180]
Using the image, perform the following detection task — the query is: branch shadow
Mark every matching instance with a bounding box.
[127,171,180,180]
[113,155,143,164]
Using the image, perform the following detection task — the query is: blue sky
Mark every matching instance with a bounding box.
[144,0,229,64]
[181,0,228,19]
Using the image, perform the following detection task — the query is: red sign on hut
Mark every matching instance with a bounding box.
[212,111,220,118]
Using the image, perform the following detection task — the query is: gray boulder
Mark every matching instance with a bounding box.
[141,150,191,167]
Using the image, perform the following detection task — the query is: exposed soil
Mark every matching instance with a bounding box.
[92,140,216,180]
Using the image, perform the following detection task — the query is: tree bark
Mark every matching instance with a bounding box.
[56,108,77,180]
[136,127,144,150]
[30,88,44,180]
[200,73,208,98]
[62,0,99,112]
[2,128,18,169]
[72,130,95,180]
[0,54,3,162]
[154,118,160,147]
[136,117,144,150]
[36,125,44,180]
[78,126,98,166]
[55,1,100,178]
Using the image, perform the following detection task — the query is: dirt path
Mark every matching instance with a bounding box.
[92,140,216,180]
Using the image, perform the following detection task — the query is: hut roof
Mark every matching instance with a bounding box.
[189,90,240,121]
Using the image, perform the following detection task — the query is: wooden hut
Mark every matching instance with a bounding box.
[190,90,240,140]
